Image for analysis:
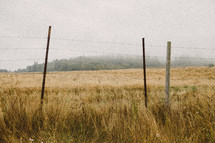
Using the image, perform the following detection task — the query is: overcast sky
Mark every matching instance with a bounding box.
[0,0,215,70]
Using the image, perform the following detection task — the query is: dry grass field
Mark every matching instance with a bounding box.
[0,67,215,142]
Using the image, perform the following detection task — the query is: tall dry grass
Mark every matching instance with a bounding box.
[0,67,214,142]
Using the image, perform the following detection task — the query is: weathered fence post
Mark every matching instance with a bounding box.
[165,41,171,107]
[41,26,51,105]
[142,38,147,108]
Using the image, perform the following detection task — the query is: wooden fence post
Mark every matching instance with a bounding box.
[165,41,171,107]
[41,26,51,105]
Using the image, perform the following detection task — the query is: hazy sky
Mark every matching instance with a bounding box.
[0,0,215,70]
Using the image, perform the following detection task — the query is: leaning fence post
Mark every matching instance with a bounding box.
[142,38,147,108]
[165,41,171,107]
[41,26,51,105]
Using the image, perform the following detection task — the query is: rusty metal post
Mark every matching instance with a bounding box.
[142,38,147,108]
[41,26,51,105]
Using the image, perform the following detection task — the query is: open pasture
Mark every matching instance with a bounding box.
[0,67,215,142]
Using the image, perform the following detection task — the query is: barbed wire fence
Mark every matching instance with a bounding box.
[0,35,214,81]
[0,36,214,66]
[0,34,214,91]
[0,31,215,108]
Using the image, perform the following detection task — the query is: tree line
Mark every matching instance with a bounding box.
[15,55,161,72]
[1,55,212,73]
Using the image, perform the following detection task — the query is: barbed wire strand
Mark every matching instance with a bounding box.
[0,36,214,50]
[0,54,215,62]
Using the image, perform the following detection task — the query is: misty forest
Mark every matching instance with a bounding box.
[0,55,213,73]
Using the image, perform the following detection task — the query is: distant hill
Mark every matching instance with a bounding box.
[15,55,214,73]
[0,69,9,72]
[15,55,162,72]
